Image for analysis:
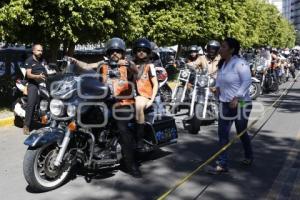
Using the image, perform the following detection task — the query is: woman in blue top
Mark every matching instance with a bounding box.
[213,38,253,173]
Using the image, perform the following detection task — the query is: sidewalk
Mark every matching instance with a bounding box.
[0,109,14,127]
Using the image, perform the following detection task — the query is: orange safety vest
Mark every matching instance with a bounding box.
[136,64,154,99]
[101,64,135,106]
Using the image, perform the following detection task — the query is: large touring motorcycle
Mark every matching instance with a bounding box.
[23,60,178,191]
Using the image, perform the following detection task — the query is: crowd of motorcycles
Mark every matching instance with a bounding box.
[11,47,300,192]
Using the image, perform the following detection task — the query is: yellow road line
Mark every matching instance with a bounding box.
[157,73,300,200]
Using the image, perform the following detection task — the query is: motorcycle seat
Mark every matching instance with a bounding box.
[16,79,28,85]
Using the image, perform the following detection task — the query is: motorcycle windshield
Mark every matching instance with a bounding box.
[79,76,110,99]
[50,75,78,100]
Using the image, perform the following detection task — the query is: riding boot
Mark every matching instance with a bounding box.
[136,123,145,150]
[122,150,142,178]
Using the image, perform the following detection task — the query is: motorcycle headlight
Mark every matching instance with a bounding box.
[209,78,216,87]
[50,99,64,116]
[198,76,208,87]
[199,80,206,87]
[181,71,188,78]
[256,66,263,71]
[67,104,76,117]
[39,100,48,112]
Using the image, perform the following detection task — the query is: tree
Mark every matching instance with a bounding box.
[0,0,115,60]
[0,0,296,58]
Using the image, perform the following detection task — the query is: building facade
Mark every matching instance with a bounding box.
[267,0,300,30]
[291,0,300,30]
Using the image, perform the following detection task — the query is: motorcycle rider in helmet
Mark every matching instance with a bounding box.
[270,48,280,88]
[132,38,159,152]
[186,45,200,65]
[69,38,142,178]
[197,40,221,77]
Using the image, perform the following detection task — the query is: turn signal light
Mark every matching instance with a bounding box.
[68,121,77,132]
[41,115,48,125]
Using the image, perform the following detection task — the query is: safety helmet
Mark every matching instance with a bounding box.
[133,38,152,54]
[188,45,198,52]
[105,37,126,55]
[198,46,204,55]
[207,40,220,50]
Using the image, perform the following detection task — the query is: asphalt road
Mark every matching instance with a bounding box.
[0,77,300,200]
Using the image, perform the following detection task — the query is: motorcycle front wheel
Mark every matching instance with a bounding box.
[171,86,184,114]
[23,144,73,192]
[249,82,261,100]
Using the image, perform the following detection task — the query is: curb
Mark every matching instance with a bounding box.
[0,116,14,127]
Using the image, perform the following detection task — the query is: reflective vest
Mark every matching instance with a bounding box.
[136,64,154,99]
[101,64,135,106]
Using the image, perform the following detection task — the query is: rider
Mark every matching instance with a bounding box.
[186,45,200,65]
[270,48,281,86]
[132,38,159,151]
[70,38,142,178]
[197,40,221,77]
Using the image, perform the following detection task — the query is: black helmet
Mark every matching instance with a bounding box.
[188,45,198,52]
[105,37,126,55]
[133,38,152,54]
[207,40,220,50]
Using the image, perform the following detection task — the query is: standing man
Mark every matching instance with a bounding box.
[23,44,47,135]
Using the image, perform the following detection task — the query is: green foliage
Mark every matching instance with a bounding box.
[0,0,296,54]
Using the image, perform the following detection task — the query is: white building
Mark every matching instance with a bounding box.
[267,0,283,13]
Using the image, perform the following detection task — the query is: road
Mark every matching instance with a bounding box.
[0,78,300,200]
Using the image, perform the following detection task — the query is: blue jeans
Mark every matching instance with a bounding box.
[217,102,253,168]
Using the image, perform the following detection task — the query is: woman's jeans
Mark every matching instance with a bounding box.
[217,102,253,168]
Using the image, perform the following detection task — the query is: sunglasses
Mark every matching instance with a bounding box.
[136,48,149,53]
[108,49,123,54]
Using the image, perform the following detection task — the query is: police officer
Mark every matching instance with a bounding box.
[23,44,47,135]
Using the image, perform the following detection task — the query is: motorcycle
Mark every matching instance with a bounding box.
[253,59,278,94]
[23,59,178,192]
[170,65,192,114]
[155,66,172,103]
[183,68,218,134]
[249,77,261,100]
[12,64,54,128]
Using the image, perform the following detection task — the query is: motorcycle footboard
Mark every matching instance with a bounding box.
[144,116,178,146]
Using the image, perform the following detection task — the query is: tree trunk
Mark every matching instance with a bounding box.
[67,41,75,57]
[62,40,69,56]
[48,40,60,63]
[175,44,182,60]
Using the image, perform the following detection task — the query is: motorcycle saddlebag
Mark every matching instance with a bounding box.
[145,116,178,146]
